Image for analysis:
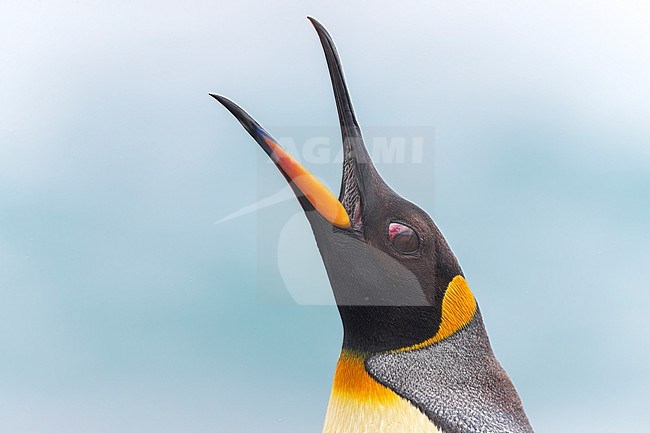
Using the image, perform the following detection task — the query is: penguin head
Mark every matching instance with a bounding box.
[213,17,474,354]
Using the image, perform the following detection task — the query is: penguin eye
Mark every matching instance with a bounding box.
[388,222,419,254]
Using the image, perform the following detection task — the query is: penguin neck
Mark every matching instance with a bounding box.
[338,305,441,353]
[322,276,477,433]
[328,350,396,403]
[337,275,477,354]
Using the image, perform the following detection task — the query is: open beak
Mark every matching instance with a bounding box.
[308,17,384,231]
[210,94,351,229]
[211,17,380,232]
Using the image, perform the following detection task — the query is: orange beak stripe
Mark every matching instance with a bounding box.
[263,136,351,229]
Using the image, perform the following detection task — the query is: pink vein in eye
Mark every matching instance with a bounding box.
[388,222,407,241]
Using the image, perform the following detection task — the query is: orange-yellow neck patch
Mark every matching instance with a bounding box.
[393,275,477,353]
[331,351,398,403]
[324,351,443,432]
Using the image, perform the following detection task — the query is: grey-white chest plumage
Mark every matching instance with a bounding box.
[366,311,534,433]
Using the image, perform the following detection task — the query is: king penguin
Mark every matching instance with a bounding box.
[211,17,535,433]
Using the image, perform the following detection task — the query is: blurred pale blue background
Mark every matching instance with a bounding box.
[1,1,649,432]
